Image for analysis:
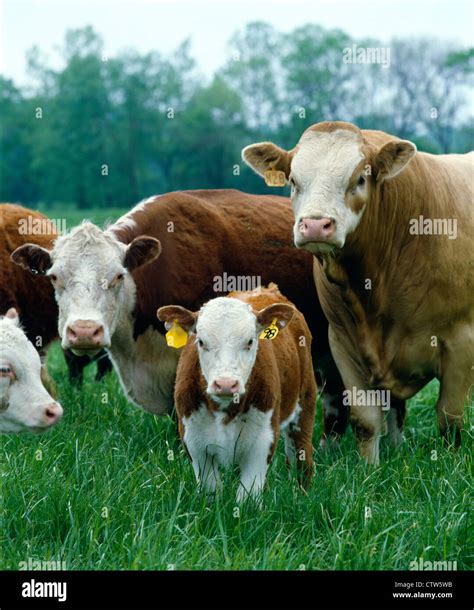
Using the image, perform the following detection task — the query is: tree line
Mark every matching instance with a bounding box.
[1,22,473,209]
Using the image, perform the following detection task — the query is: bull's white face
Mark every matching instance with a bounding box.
[242,123,417,255]
[11,223,161,356]
[0,311,63,433]
[289,130,367,252]
[195,298,260,406]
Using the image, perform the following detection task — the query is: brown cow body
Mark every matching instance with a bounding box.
[159,284,316,500]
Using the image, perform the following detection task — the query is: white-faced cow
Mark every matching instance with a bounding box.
[11,190,344,435]
[243,121,473,463]
[0,308,63,433]
[158,283,316,501]
[0,203,112,384]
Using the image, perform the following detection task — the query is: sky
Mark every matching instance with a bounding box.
[1,0,473,86]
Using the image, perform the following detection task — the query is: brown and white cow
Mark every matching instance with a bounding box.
[243,121,473,463]
[0,308,63,433]
[0,204,112,384]
[11,190,344,434]
[158,284,316,500]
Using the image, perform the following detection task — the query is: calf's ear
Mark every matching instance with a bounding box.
[242,142,292,179]
[157,305,197,333]
[124,236,161,271]
[10,244,52,275]
[256,303,295,331]
[375,139,416,181]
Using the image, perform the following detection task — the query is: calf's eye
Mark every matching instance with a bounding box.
[246,339,254,350]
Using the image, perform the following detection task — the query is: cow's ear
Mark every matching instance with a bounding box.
[157,305,197,333]
[10,244,52,275]
[375,140,416,181]
[124,236,161,271]
[256,303,295,332]
[242,142,292,179]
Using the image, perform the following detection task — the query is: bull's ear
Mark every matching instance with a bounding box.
[124,236,161,271]
[256,303,295,332]
[157,305,197,333]
[242,142,292,179]
[10,244,52,275]
[375,140,416,181]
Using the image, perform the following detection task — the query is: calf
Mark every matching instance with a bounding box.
[158,284,317,501]
[0,308,63,433]
[243,121,473,463]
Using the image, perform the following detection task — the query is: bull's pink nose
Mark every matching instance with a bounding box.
[299,217,336,241]
[212,378,240,395]
[66,320,104,348]
[43,402,63,426]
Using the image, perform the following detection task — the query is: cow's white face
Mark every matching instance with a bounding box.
[0,309,63,433]
[242,123,416,255]
[158,298,294,408]
[11,223,161,355]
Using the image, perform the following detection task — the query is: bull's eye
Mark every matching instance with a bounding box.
[357,175,366,187]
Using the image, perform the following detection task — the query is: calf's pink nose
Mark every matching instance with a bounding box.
[66,320,104,348]
[299,217,336,241]
[43,402,63,426]
[212,378,240,395]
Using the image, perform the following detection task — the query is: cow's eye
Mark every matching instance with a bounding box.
[197,339,204,348]
[0,365,14,380]
[115,273,124,283]
[49,273,58,283]
[357,175,366,187]
[245,339,254,350]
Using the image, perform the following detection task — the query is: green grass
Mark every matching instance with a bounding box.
[1,342,472,570]
[35,205,130,229]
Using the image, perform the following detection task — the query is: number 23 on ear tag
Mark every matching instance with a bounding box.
[166,320,188,348]
[264,169,286,187]
[259,318,279,341]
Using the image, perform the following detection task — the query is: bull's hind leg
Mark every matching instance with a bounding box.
[316,354,349,448]
[387,398,406,447]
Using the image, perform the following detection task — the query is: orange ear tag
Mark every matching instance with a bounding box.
[259,318,279,341]
[264,169,286,187]
[165,320,188,349]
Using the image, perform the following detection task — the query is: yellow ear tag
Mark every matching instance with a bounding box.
[264,169,286,187]
[166,320,188,349]
[259,318,279,341]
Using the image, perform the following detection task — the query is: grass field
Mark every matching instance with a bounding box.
[1,342,472,571]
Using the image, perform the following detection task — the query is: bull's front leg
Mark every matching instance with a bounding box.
[328,326,383,465]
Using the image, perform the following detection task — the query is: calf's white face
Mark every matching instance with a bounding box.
[242,123,416,254]
[11,223,161,355]
[158,298,294,407]
[0,309,63,433]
